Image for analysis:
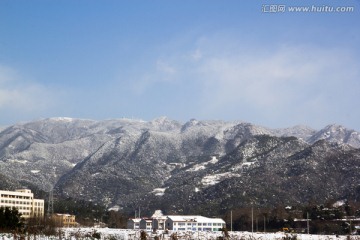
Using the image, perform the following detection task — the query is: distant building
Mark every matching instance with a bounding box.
[52,213,77,227]
[151,210,167,231]
[0,189,44,219]
[127,218,141,229]
[140,218,153,231]
[165,215,225,231]
[127,210,225,232]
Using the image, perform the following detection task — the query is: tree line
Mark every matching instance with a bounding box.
[2,194,360,236]
[222,200,360,234]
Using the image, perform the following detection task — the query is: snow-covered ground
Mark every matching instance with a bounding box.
[0,228,359,240]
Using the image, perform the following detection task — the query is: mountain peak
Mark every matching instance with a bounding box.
[307,124,360,148]
[49,117,75,122]
[149,117,182,131]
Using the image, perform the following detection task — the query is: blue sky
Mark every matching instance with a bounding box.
[0,0,359,130]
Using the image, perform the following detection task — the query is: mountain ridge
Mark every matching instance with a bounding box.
[0,117,359,215]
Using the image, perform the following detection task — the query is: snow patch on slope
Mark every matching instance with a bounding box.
[201,172,240,186]
[9,159,28,164]
[152,188,167,196]
[186,156,219,172]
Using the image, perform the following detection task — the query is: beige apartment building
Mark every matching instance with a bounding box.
[52,213,77,227]
[0,189,44,219]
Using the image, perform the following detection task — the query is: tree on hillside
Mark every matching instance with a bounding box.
[0,207,23,230]
[105,210,127,228]
[344,200,353,216]
[54,197,107,226]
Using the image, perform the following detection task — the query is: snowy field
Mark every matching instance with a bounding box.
[0,228,359,240]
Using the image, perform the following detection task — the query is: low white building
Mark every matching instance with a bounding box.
[165,215,225,231]
[152,210,167,231]
[140,218,153,231]
[127,218,141,229]
[128,210,225,232]
[0,189,44,219]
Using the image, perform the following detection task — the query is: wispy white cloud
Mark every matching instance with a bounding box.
[0,85,51,111]
[130,59,179,95]
[156,60,177,75]
[0,65,18,84]
[195,44,359,126]
[0,64,58,118]
[127,36,360,128]
[191,49,202,61]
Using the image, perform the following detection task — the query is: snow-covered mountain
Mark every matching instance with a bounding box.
[0,117,359,215]
[307,124,360,147]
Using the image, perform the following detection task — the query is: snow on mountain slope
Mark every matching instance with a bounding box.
[0,117,360,216]
[308,124,360,148]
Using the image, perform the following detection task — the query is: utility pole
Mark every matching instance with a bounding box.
[307,212,309,234]
[47,189,54,216]
[252,207,254,233]
[47,167,56,217]
[230,210,233,231]
[263,215,266,233]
